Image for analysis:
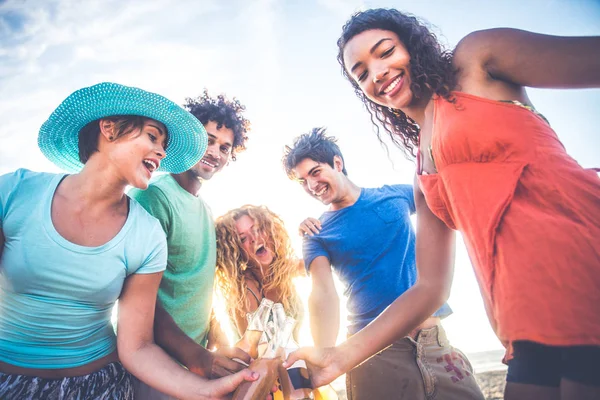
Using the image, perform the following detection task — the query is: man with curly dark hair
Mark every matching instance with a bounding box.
[129,90,251,400]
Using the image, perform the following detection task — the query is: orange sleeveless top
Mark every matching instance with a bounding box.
[418,92,600,355]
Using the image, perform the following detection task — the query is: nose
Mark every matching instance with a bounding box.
[373,64,389,84]
[155,144,166,160]
[307,178,318,192]
[206,144,221,160]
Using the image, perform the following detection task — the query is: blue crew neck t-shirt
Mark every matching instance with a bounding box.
[0,169,167,368]
[303,184,452,335]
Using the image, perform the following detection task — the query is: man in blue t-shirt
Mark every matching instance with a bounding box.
[283,128,483,400]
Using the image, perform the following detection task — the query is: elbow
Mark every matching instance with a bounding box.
[418,278,451,311]
[117,335,152,373]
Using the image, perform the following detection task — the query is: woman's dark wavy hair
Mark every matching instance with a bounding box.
[337,8,456,157]
[184,89,250,161]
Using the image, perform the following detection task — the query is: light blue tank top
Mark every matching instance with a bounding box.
[0,169,167,369]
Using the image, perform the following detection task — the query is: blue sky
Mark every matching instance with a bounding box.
[1,0,599,354]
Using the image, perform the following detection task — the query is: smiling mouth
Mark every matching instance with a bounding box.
[200,158,218,168]
[313,185,328,197]
[381,73,404,95]
[143,159,158,173]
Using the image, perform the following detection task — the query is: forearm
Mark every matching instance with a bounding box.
[309,291,340,347]
[337,281,446,372]
[121,340,211,399]
[154,303,212,376]
[207,315,231,350]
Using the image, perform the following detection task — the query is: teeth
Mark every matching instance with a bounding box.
[143,160,157,171]
[383,75,402,94]
[201,158,216,168]
[315,186,327,196]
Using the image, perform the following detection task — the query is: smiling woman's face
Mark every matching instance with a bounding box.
[343,29,415,111]
[235,214,274,269]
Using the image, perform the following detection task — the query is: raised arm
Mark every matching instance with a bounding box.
[308,256,340,347]
[285,179,456,387]
[454,28,600,89]
[118,272,256,399]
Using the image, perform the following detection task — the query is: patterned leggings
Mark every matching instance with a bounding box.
[0,362,133,400]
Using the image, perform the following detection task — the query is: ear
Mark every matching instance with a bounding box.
[333,155,344,172]
[98,119,116,142]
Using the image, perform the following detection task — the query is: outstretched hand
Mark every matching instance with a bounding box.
[204,368,260,399]
[283,346,344,389]
[205,367,277,400]
[299,217,322,237]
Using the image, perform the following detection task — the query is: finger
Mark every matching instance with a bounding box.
[219,357,247,373]
[299,224,314,237]
[211,365,231,379]
[211,369,259,397]
[221,347,252,364]
[308,223,320,234]
[308,217,322,229]
[283,348,306,368]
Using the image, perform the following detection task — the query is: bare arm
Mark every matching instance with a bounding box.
[118,272,256,399]
[455,28,600,89]
[233,279,262,336]
[309,256,340,347]
[154,302,249,378]
[206,311,233,350]
[286,180,456,387]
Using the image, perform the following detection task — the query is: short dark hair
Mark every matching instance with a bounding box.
[78,115,166,164]
[283,127,347,180]
[183,90,250,161]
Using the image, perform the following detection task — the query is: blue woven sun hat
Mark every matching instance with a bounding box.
[38,82,207,174]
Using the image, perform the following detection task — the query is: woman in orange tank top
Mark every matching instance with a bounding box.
[284,8,600,400]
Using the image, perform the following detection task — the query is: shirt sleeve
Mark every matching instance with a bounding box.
[389,184,415,215]
[302,235,330,274]
[132,221,167,275]
[128,185,172,236]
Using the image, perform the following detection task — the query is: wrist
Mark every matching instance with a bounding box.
[334,341,357,375]
[186,347,213,378]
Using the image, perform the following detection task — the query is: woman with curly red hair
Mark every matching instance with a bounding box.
[215,205,304,342]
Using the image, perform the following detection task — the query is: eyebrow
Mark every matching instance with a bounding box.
[147,123,166,137]
[350,38,394,74]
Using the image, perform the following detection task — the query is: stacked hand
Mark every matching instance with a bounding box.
[283,346,344,389]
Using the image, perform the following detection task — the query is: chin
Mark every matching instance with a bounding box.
[131,181,150,190]
[128,175,150,190]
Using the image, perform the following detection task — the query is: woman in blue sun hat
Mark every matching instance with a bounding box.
[0,82,260,399]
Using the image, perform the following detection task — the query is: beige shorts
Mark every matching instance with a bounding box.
[346,325,484,400]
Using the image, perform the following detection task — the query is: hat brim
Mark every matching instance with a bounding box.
[38,82,207,174]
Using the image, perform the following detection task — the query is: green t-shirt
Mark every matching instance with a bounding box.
[129,174,216,346]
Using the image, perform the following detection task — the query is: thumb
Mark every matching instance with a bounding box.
[210,369,259,397]
[283,347,308,368]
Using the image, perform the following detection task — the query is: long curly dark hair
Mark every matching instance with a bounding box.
[337,8,456,157]
[183,90,250,161]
